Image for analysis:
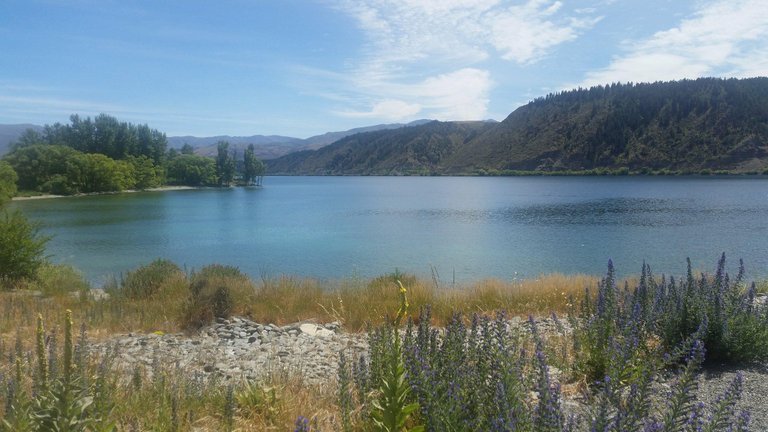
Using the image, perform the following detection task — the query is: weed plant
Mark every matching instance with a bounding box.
[0,256,763,430]
[330,277,752,432]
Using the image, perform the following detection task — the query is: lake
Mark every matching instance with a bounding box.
[11,176,768,285]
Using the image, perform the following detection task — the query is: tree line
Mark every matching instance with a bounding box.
[2,114,266,195]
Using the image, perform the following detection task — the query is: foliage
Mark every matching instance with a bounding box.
[31,263,91,297]
[654,255,768,363]
[366,283,422,432]
[0,209,49,286]
[66,152,134,193]
[573,255,768,384]
[242,143,266,186]
[120,259,186,300]
[235,382,282,424]
[32,113,167,165]
[269,77,768,175]
[166,153,217,186]
[126,155,164,189]
[181,264,254,329]
[0,160,17,203]
[215,141,236,186]
[3,144,82,192]
[2,311,116,432]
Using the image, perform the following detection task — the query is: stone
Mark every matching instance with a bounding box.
[299,323,320,335]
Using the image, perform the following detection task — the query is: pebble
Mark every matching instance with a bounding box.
[90,317,366,386]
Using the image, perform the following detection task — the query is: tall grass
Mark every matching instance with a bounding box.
[0,257,764,430]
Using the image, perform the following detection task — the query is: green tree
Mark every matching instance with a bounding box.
[0,160,18,203]
[10,128,45,151]
[3,145,82,191]
[0,210,49,286]
[215,141,235,186]
[181,143,195,155]
[67,153,133,193]
[166,154,217,186]
[242,144,265,186]
[127,155,164,189]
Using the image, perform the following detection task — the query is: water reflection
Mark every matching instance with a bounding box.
[12,176,768,283]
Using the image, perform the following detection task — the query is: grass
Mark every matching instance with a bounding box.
[0,261,596,430]
[0,261,767,431]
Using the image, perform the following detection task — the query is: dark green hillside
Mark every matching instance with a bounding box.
[267,121,495,175]
[452,77,768,173]
[271,77,768,175]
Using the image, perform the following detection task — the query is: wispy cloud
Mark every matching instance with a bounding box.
[579,0,768,86]
[324,0,599,121]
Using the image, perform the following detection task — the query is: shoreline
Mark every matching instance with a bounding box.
[11,185,199,201]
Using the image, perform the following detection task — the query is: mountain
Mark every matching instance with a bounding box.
[0,120,436,160]
[0,124,44,155]
[299,119,435,150]
[269,77,768,175]
[170,120,435,160]
[267,121,496,175]
[170,135,305,160]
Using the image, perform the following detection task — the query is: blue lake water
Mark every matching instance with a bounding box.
[11,176,768,285]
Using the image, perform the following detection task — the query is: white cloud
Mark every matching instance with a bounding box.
[580,0,768,86]
[337,99,422,120]
[337,68,492,121]
[488,1,600,64]
[326,0,598,121]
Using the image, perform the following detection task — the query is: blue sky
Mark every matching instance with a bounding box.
[1,0,766,138]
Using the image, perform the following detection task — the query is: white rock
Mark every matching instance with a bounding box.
[299,323,320,335]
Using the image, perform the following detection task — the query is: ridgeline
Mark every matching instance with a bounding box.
[268,77,768,175]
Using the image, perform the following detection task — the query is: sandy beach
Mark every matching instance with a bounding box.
[11,185,198,201]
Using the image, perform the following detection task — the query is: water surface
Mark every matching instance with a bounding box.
[12,176,768,285]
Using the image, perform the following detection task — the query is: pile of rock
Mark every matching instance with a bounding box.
[94,317,368,386]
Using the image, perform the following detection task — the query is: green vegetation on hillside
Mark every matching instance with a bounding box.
[269,77,768,175]
[2,114,265,195]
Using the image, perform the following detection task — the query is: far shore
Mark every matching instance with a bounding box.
[11,185,200,201]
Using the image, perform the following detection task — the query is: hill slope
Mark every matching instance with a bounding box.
[270,77,768,175]
[169,120,434,160]
[452,77,768,173]
[267,121,496,175]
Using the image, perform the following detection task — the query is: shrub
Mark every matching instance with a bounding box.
[120,259,185,299]
[181,264,255,329]
[0,160,17,203]
[655,254,768,363]
[32,263,91,297]
[0,209,49,287]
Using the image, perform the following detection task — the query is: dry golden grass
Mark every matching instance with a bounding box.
[0,265,601,340]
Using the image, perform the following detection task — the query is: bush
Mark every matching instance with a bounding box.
[120,259,185,299]
[655,254,768,363]
[573,255,768,370]
[0,160,18,203]
[32,263,91,297]
[181,264,255,329]
[0,209,49,287]
[327,282,751,432]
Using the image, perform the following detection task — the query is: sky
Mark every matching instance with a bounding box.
[0,0,767,138]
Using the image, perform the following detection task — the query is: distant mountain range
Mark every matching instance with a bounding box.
[268,77,768,175]
[4,77,767,175]
[168,119,436,159]
[0,119,436,160]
